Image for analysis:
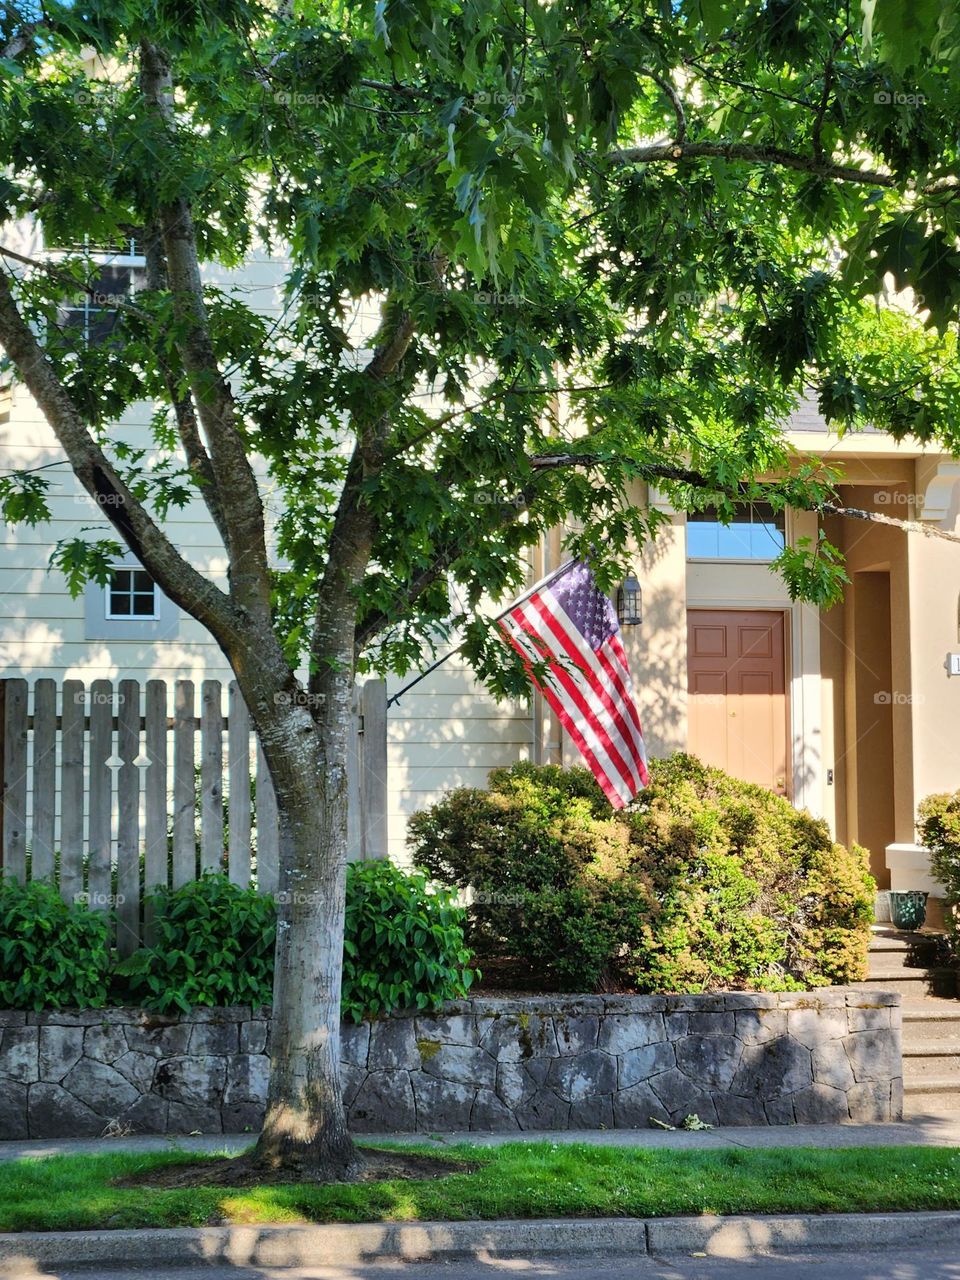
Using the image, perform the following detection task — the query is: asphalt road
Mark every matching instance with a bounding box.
[3,1251,960,1280]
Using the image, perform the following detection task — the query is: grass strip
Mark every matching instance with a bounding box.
[1,1143,959,1233]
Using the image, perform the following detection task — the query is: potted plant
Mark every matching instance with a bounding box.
[888,890,928,931]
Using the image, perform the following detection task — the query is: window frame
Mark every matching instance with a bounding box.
[104,565,160,622]
[685,501,789,564]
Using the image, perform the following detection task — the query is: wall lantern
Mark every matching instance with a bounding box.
[616,572,643,626]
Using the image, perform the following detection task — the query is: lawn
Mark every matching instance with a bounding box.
[1,1143,960,1232]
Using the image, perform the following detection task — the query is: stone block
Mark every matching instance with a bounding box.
[410,1073,476,1129]
[676,1035,743,1091]
[415,1014,474,1046]
[240,1020,269,1056]
[775,991,845,1009]
[793,1084,850,1125]
[38,1026,84,1082]
[84,1024,127,1064]
[26,1009,105,1026]
[598,1013,665,1056]
[154,1055,227,1108]
[28,1082,103,1138]
[546,1050,617,1102]
[479,1013,559,1062]
[470,1087,518,1130]
[166,1100,223,1134]
[714,1094,768,1126]
[222,1101,265,1132]
[663,995,728,1013]
[648,1067,702,1114]
[684,1012,736,1036]
[340,1062,366,1108]
[496,1061,538,1110]
[618,1040,675,1089]
[340,1021,369,1067]
[117,1094,169,1135]
[735,1010,788,1045]
[554,1015,600,1056]
[846,1006,891,1032]
[731,1037,813,1100]
[569,1095,614,1129]
[189,1006,248,1022]
[188,1022,239,1056]
[368,1019,419,1070]
[349,1069,416,1132]
[0,1012,26,1027]
[812,1042,855,1091]
[787,1007,848,1048]
[764,1096,796,1125]
[124,1022,192,1059]
[61,1059,139,1119]
[516,1088,570,1130]
[611,1081,671,1128]
[843,1030,899,1083]
[891,1076,904,1120]
[722,993,780,1010]
[0,1026,38,1082]
[0,1080,28,1139]
[421,1044,496,1091]
[224,1054,269,1106]
[847,1079,893,1123]
[113,1051,158,1093]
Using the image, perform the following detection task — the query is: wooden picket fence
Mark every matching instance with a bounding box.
[0,677,388,954]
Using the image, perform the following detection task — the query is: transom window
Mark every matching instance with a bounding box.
[687,502,786,560]
[106,568,158,619]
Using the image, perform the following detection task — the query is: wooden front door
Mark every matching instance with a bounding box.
[686,609,789,796]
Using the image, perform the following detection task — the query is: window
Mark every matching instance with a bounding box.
[106,567,158,620]
[687,502,786,560]
[51,236,146,345]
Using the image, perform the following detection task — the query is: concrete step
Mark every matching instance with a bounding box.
[854,970,958,998]
[902,1048,960,1079]
[869,930,940,957]
[904,1079,960,1110]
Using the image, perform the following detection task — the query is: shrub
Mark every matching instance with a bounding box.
[114,873,276,1012]
[342,860,477,1022]
[0,878,110,1010]
[918,790,960,949]
[115,864,476,1019]
[408,756,875,993]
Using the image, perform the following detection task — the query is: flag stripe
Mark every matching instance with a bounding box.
[497,620,625,806]
[531,590,646,779]
[509,605,639,799]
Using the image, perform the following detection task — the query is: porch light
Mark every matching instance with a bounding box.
[616,572,643,626]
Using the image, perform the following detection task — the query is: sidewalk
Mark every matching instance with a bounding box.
[2,1108,959,1163]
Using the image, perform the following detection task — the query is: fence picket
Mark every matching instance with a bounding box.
[116,679,140,955]
[143,680,168,942]
[172,680,196,889]
[256,740,278,895]
[59,680,85,906]
[228,682,251,887]
[87,679,113,913]
[30,679,56,881]
[1,679,27,883]
[200,680,224,874]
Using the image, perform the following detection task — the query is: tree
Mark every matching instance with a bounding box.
[1,0,959,1177]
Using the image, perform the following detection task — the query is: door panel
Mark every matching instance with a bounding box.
[687,609,788,795]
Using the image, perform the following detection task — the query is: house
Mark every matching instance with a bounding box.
[1,229,958,910]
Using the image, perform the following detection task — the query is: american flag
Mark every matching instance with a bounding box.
[498,559,649,808]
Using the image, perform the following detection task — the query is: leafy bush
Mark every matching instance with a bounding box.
[0,878,110,1010]
[114,865,476,1018]
[342,860,477,1022]
[918,790,960,949]
[408,756,875,993]
[114,873,276,1012]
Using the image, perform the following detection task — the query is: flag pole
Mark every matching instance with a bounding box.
[384,558,579,707]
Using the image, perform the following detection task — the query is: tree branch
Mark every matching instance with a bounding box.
[608,140,897,188]
[639,66,686,146]
[139,39,272,618]
[0,269,243,635]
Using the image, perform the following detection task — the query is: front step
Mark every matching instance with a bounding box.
[854,969,958,998]
[904,1079,960,1111]
[903,1045,960,1079]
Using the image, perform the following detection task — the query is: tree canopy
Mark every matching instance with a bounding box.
[1,0,960,698]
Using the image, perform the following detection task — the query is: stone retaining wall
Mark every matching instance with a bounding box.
[0,989,901,1138]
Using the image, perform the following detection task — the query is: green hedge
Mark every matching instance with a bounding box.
[407,755,875,993]
[1,865,476,1018]
[918,790,960,951]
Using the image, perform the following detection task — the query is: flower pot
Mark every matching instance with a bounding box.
[888,890,928,931]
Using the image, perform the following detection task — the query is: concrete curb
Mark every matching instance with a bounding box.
[0,1212,959,1268]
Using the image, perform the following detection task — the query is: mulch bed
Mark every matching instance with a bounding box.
[114,1149,480,1190]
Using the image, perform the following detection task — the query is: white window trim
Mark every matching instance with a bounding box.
[104,565,160,622]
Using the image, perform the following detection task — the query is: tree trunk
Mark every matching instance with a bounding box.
[249,660,361,1178]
